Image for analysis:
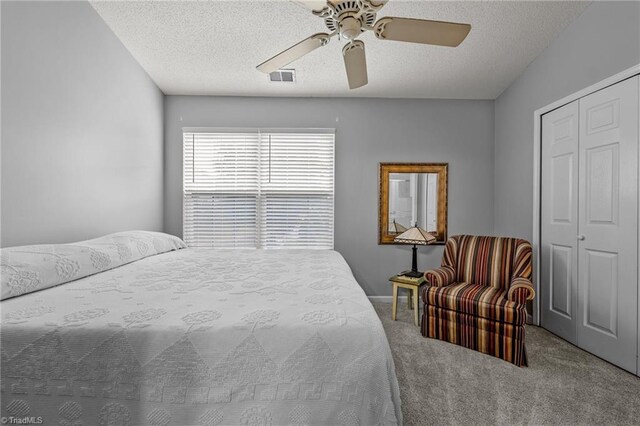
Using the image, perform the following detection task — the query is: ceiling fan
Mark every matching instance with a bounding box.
[256,0,471,90]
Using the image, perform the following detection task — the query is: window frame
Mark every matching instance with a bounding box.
[183,128,335,249]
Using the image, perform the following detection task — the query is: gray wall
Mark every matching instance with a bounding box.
[494,1,640,239]
[1,1,164,247]
[165,96,494,296]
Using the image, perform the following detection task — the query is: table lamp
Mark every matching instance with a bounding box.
[394,225,436,278]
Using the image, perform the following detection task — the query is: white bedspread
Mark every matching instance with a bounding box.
[1,249,401,425]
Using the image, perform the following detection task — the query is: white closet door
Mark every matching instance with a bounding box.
[541,101,580,344]
[577,76,638,373]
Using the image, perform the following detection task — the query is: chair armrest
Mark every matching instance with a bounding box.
[508,277,536,304]
[424,266,456,287]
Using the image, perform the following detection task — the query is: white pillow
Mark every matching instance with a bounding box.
[0,231,186,300]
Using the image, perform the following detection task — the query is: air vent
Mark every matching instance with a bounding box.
[269,69,296,83]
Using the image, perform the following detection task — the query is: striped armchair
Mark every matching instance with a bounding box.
[421,235,535,366]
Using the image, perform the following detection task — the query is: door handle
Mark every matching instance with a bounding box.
[577,234,586,241]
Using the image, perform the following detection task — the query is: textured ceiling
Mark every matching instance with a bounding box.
[90,0,590,99]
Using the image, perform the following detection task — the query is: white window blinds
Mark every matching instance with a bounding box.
[183,130,335,249]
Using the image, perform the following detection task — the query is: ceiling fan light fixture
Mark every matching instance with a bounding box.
[339,16,361,40]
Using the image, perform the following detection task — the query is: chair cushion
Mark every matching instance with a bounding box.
[424,282,527,325]
[454,235,519,291]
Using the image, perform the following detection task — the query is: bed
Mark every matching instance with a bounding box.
[0,231,401,425]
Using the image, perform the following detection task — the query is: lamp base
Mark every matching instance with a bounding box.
[402,270,424,278]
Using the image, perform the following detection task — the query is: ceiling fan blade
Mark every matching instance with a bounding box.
[343,40,368,90]
[374,17,471,47]
[292,0,328,12]
[257,33,331,74]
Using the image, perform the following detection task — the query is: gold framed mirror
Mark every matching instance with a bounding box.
[379,163,448,244]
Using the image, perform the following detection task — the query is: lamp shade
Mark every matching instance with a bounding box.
[394,226,436,245]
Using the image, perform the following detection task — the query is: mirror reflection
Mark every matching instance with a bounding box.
[388,173,439,234]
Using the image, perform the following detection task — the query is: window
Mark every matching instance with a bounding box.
[183,129,335,249]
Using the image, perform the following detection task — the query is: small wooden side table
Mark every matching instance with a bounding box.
[389,274,425,326]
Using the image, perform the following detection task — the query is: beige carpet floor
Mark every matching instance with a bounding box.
[372,302,640,426]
